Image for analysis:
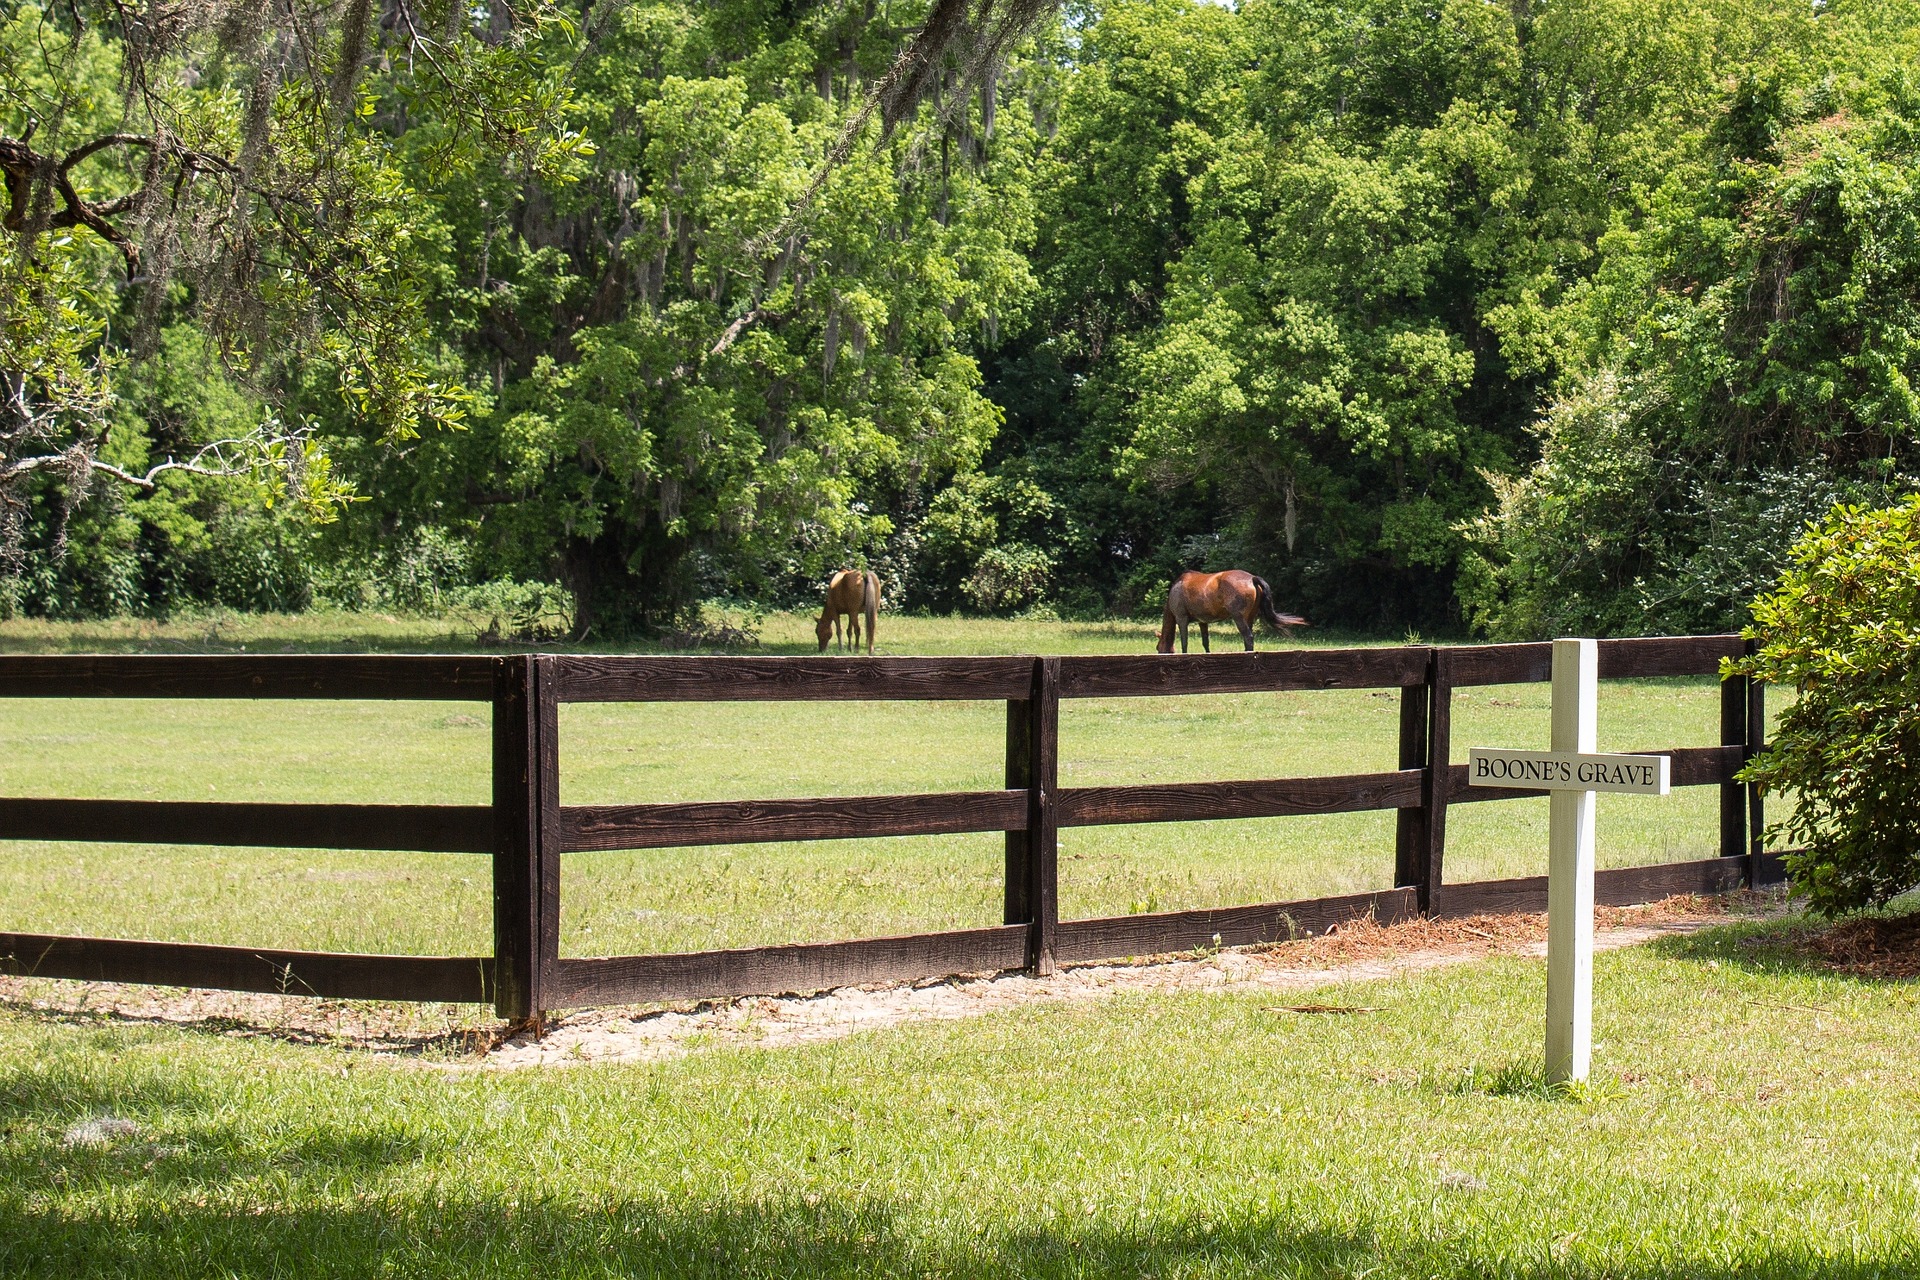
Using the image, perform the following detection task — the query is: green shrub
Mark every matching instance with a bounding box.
[1731,496,1920,915]
[451,579,574,643]
[963,544,1053,614]
[311,527,471,613]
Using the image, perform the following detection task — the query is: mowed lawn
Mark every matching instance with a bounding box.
[0,611,1772,958]
[2,918,1915,1278]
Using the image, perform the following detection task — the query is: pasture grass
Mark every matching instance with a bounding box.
[1,916,1913,1278]
[0,612,1777,958]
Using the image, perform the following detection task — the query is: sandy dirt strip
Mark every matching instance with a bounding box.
[0,895,1775,1069]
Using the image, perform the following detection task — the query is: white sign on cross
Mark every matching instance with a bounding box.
[1466,638,1672,1084]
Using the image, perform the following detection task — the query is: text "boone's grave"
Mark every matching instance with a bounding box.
[1467,749,1671,796]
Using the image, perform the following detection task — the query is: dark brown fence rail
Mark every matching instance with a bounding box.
[0,640,1780,1018]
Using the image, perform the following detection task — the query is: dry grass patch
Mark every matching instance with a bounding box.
[1791,908,1920,979]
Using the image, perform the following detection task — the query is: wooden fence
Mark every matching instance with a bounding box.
[0,638,1783,1020]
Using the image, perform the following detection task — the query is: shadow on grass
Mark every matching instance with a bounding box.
[1,989,1910,1279]
[0,998,494,1060]
[1649,911,1920,985]
[0,1187,1909,1279]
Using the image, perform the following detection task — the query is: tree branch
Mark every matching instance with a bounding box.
[0,132,241,267]
[59,132,155,172]
[709,308,781,357]
[3,437,262,489]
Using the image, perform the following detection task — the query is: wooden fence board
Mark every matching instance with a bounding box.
[1429,856,1751,917]
[1003,691,1035,926]
[1054,770,1421,828]
[1445,643,1553,687]
[0,655,497,700]
[1598,635,1744,679]
[1055,888,1418,962]
[552,656,1033,703]
[1057,647,1429,698]
[1442,637,1741,687]
[560,790,1029,852]
[492,655,560,1021]
[545,924,1031,1007]
[1394,678,1430,891]
[0,932,491,1003]
[0,797,493,852]
[1720,673,1749,862]
[1418,650,1454,911]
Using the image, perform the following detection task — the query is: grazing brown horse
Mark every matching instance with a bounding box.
[1157,570,1307,653]
[816,569,881,654]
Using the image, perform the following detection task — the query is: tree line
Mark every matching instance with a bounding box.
[5,0,1917,638]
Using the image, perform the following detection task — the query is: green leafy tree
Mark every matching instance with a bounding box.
[1731,497,1920,915]
[1465,16,1920,637]
[0,0,584,613]
[324,0,1046,633]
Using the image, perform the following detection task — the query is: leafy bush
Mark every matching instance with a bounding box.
[964,545,1054,614]
[312,528,470,613]
[451,580,574,644]
[1731,496,1920,915]
[915,466,1071,614]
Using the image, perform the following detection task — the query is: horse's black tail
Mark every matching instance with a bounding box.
[1251,575,1308,635]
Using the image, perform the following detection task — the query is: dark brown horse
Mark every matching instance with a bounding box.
[1157,570,1306,653]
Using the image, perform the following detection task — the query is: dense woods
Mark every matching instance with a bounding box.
[5,0,1918,637]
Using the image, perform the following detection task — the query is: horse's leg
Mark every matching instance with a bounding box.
[1179,619,1189,653]
[1236,612,1254,652]
[1199,621,1210,653]
[850,613,861,652]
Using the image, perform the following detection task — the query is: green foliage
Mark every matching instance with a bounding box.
[310,0,1045,633]
[449,578,575,642]
[17,0,1920,635]
[914,463,1067,613]
[1732,497,1920,916]
[1469,46,1920,636]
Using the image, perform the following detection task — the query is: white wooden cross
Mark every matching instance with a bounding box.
[1466,638,1671,1084]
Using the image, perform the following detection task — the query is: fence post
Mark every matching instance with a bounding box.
[1719,659,1749,877]
[1417,648,1453,915]
[1393,653,1432,896]
[1746,639,1767,884]
[1023,657,1059,975]
[492,653,561,1022]
[1003,692,1033,926]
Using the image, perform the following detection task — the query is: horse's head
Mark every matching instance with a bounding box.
[815,614,834,651]
[1155,630,1174,654]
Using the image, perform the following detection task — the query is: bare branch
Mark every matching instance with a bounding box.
[58,132,155,172]
[0,132,240,267]
[2,436,264,488]
[709,309,781,357]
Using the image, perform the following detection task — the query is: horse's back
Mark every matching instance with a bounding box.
[1172,569,1254,616]
[824,569,880,615]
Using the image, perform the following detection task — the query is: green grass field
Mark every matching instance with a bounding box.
[0,611,1773,959]
[2,916,1913,1278]
[0,613,1890,1280]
